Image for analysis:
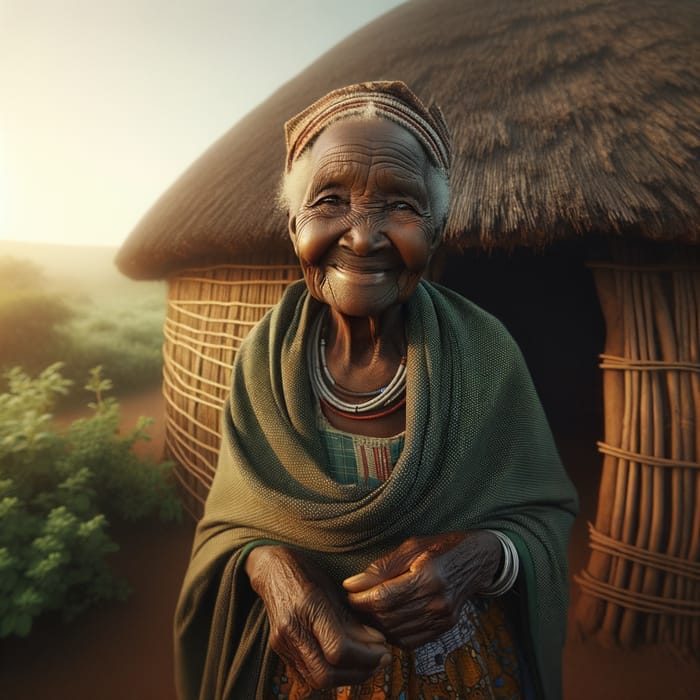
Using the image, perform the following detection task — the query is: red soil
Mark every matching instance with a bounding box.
[0,387,697,699]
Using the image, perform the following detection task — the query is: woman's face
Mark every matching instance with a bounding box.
[288,118,442,318]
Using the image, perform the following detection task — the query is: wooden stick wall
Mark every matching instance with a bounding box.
[575,261,700,658]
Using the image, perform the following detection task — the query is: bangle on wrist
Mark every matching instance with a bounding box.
[479,530,519,597]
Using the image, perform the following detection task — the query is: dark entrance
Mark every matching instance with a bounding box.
[440,240,606,441]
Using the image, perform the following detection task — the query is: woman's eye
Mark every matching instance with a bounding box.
[314,195,343,206]
[389,201,416,212]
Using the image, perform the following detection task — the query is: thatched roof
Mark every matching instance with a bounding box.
[117,0,700,279]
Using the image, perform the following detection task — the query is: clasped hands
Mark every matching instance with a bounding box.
[244,530,501,691]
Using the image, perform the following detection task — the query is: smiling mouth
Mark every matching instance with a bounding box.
[331,260,391,272]
[329,266,392,284]
[326,250,399,275]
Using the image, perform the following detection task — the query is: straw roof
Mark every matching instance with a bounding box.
[117,0,700,279]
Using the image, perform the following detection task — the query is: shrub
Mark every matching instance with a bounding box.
[0,256,46,292]
[0,291,74,374]
[0,364,181,638]
[0,256,74,376]
[59,297,165,398]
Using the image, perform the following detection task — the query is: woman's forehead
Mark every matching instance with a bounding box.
[310,118,428,167]
[307,118,430,186]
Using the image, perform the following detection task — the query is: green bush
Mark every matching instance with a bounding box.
[0,363,181,638]
[57,296,165,398]
[0,291,74,374]
[0,256,73,376]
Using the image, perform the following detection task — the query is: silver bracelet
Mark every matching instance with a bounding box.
[479,529,520,597]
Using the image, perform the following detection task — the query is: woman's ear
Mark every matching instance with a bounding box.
[288,215,299,255]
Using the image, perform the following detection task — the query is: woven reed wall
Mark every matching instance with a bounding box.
[575,260,700,658]
[163,254,301,520]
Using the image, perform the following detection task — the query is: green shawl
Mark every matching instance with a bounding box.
[174,280,578,700]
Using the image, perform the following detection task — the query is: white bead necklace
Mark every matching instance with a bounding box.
[307,310,407,415]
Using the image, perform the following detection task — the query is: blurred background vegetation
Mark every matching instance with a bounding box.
[0,242,165,402]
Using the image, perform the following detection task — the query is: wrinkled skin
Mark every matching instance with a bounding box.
[245,545,390,690]
[246,530,501,689]
[343,530,502,649]
[288,118,442,321]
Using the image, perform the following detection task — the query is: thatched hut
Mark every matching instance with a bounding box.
[116,0,700,656]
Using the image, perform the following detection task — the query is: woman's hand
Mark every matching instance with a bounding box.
[245,545,390,690]
[342,531,502,649]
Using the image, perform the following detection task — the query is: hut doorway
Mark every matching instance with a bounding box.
[440,240,606,443]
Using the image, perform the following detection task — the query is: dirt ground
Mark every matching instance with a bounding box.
[1,387,698,699]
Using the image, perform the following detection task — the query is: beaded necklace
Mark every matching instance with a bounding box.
[307,309,406,418]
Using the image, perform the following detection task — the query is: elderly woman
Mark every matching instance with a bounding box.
[175,81,578,700]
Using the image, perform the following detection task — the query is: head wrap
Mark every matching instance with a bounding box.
[284,80,452,173]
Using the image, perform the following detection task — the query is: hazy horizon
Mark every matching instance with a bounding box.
[0,239,151,293]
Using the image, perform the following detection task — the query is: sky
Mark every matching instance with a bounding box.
[0,0,407,249]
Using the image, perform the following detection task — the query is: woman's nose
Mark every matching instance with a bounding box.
[341,212,388,256]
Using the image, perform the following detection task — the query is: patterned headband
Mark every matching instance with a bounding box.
[284,80,452,173]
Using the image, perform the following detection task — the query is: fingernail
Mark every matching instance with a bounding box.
[379,652,392,667]
[363,625,385,641]
[343,573,370,588]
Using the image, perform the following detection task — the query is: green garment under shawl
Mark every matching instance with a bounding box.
[174,280,578,700]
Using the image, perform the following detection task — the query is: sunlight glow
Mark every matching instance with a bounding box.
[0,0,407,248]
[0,144,10,241]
